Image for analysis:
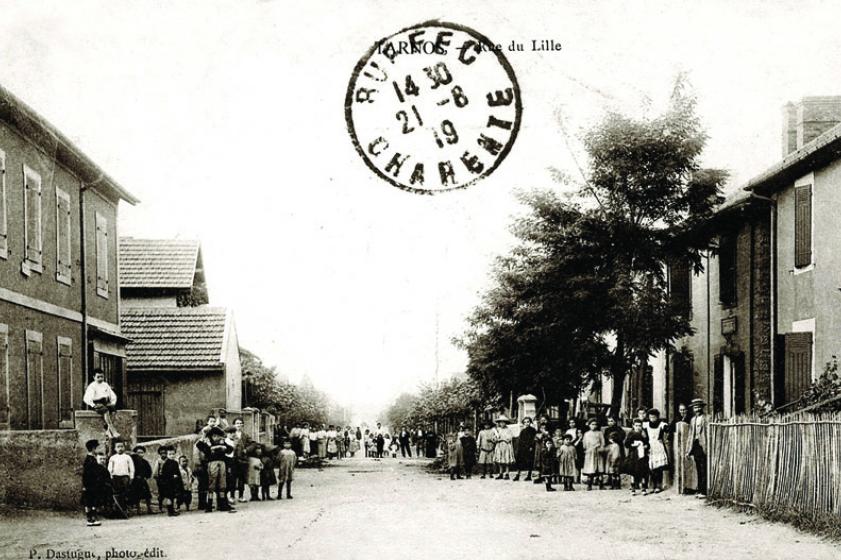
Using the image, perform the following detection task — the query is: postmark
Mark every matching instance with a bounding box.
[345,20,522,194]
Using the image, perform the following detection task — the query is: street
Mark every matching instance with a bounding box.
[1,457,837,560]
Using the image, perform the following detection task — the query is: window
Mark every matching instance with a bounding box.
[95,212,108,298]
[23,165,43,273]
[783,331,812,404]
[669,259,692,319]
[56,188,72,285]
[57,337,73,426]
[25,329,44,429]
[718,234,737,308]
[0,324,8,428]
[794,184,812,268]
[0,149,7,259]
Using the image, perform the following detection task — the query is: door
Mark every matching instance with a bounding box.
[127,379,165,437]
[784,332,812,404]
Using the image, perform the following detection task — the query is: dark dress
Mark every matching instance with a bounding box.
[623,431,649,479]
[158,458,184,500]
[460,434,477,472]
[129,454,153,503]
[540,441,557,477]
[516,425,537,470]
[82,456,110,508]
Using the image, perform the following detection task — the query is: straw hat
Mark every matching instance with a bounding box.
[495,414,510,424]
[690,398,706,408]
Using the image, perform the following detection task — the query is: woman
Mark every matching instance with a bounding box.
[645,409,669,493]
[492,416,515,480]
[326,425,338,459]
[316,425,328,459]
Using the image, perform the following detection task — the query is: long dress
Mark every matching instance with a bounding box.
[493,426,515,465]
[317,431,328,459]
[557,443,578,477]
[327,430,338,455]
[515,425,536,470]
[477,428,495,465]
[581,429,605,475]
[645,421,669,470]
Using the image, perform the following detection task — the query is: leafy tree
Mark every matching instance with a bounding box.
[385,393,419,430]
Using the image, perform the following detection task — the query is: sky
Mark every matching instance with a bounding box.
[1,0,840,420]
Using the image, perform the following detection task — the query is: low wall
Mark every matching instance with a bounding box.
[0,429,84,509]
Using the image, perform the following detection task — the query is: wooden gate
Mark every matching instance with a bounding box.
[127,380,165,437]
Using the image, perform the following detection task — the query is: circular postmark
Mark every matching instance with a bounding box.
[345,20,522,194]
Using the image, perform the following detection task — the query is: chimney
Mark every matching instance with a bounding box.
[783,96,841,156]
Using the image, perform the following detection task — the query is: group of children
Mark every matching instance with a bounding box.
[442,410,671,495]
[80,414,300,527]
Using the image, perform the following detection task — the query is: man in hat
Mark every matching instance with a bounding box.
[686,398,708,497]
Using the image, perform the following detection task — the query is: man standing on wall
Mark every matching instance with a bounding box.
[686,398,708,498]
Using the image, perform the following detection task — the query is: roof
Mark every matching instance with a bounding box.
[0,83,139,205]
[743,122,841,196]
[121,306,229,370]
[119,238,200,289]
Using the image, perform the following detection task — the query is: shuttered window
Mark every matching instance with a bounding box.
[718,234,737,308]
[0,324,8,427]
[794,185,812,268]
[95,212,109,298]
[713,354,724,415]
[57,337,73,425]
[25,330,44,430]
[784,331,813,404]
[669,259,692,318]
[56,188,72,285]
[23,165,43,271]
[0,149,7,259]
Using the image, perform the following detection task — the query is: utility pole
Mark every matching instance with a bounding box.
[434,308,440,386]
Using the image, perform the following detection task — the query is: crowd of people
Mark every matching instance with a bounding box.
[441,399,708,496]
[275,422,441,460]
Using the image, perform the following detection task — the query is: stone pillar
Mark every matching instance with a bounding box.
[75,409,137,449]
[516,394,537,424]
[241,407,259,441]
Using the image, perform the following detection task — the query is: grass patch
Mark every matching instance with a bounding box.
[708,499,841,542]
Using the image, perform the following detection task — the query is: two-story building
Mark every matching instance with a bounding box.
[0,84,138,432]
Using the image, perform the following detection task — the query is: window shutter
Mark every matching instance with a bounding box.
[57,337,73,424]
[95,212,109,297]
[784,331,812,403]
[0,150,7,259]
[25,330,44,429]
[794,185,812,268]
[669,259,692,317]
[718,234,737,307]
[713,354,724,415]
[23,166,43,265]
[56,189,72,284]
[0,324,8,426]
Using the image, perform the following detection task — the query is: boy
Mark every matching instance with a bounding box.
[196,426,237,513]
[460,428,477,479]
[130,445,154,514]
[177,455,195,511]
[157,446,183,516]
[81,439,107,526]
[82,369,120,439]
[108,440,134,513]
[152,446,168,513]
[277,439,297,499]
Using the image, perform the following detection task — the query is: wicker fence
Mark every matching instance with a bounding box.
[708,412,841,516]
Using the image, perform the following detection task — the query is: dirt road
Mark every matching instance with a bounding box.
[1,457,837,560]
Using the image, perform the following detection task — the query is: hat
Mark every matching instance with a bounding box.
[495,415,510,424]
[690,398,706,408]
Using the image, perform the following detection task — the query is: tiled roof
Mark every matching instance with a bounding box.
[121,307,228,370]
[119,238,199,289]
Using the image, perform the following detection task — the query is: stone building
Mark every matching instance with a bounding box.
[119,238,242,438]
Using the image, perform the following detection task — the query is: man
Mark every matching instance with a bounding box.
[686,398,708,498]
[399,427,412,458]
[414,427,424,457]
[374,423,385,458]
[83,369,120,439]
[512,416,537,481]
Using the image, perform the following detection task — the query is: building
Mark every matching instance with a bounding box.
[119,238,241,438]
[0,84,138,431]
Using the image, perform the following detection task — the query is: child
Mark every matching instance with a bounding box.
[81,439,107,526]
[557,433,578,491]
[196,426,237,512]
[624,418,650,495]
[581,418,605,490]
[223,426,238,503]
[107,440,134,512]
[460,428,477,479]
[152,446,168,513]
[532,426,546,484]
[82,369,120,439]
[645,408,669,493]
[247,444,264,501]
[129,445,154,515]
[446,434,463,480]
[540,435,557,492]
[277,439,297,499]
[551,428,564,484]
[492,416,514,480]
[260,445,277,500]
[389,438,399,458]
[604,428,624,490]
[177,455,195,511]
[477,420,496,479]
[157,446,183,517]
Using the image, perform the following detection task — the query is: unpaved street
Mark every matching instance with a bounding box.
[1,457,837,560]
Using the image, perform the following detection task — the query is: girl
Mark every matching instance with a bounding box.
[581,418,605,490]
[492,416,515,480]
[557,433,578,491]
[551,428,564,484]
[604,428,624,489]
[540,435,557,492]
[247,444,263,501]
[477,420,496,479]
[645,409,669,493]
[624,418,649,495]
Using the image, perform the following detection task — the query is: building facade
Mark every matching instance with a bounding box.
[0,84,138,431]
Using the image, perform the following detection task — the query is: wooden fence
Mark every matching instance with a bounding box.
[708,412,841,516]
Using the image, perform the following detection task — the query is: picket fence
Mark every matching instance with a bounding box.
[708,412,841,516]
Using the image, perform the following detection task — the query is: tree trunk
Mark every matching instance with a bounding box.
[608,334,627,419]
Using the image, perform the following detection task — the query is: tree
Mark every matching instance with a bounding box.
[460,78,727,417]
[385,393,418,430]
